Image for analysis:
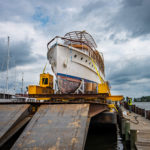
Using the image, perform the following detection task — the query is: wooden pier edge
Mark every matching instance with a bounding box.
[118,105,150,150]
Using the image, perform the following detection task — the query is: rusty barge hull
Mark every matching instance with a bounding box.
[12,104,90,150]
[0,100,110,150]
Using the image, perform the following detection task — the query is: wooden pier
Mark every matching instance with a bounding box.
[120,106,150,150]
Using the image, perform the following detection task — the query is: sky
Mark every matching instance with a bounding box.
[0,0,150,97]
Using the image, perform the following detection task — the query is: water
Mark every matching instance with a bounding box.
[133,102,150,110]
[84,124,124,150]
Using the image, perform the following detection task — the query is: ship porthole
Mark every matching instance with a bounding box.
[85,60,87,62]
[74,54,77,58]
[81,57,83,60]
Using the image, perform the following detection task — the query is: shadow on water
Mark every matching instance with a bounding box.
[84,123,124,150]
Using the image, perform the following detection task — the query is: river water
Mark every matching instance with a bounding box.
[133,102,150,110]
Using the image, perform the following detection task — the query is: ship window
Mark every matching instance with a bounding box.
[85,60,87,62]
[42,78,48,85]
[74,54,77,58]
[81,57,83,60]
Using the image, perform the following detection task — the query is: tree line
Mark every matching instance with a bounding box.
[134,96,150,102]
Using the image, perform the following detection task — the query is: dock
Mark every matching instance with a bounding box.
[120,106,150,150]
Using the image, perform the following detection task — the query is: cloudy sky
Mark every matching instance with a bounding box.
[0,0,150,97]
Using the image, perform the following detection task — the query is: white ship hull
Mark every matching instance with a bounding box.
[47,44,105,93]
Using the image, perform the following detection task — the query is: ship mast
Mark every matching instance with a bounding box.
[6,36,10,93]
[21,72,24,95]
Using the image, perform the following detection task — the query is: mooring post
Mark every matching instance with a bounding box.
[121,118,126,138]
[148,111,150,120]
[146,110,150,120]
[132,105,135,112]
[137,107,139,115]
[130,129,137,150]
[139,108,142,115]
[125,121,130,141]
[146,110,148,119]
[142,109,145,117]
[135,107,138,114]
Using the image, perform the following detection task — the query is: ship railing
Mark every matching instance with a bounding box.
[47,36,95,51]
[47,36,93,57]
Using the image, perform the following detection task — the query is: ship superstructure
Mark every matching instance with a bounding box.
[47,31,105,93]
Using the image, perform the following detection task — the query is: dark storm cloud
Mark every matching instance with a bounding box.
[78,0,150,39]
[0,38,44,72]
[77,0,115,28]
[78,0,107,17]
[106,56,150,85]
[111,0,150,37]
[105,56,150,97]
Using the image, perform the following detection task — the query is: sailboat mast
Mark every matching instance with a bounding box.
[6,36,10,92]
[21,72,24,95]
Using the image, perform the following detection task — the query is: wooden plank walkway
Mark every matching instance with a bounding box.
[122,107,150,150]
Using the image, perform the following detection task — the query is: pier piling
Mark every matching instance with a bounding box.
[121,118,126,138]
[130,130,137,150]
[125,121,130,141]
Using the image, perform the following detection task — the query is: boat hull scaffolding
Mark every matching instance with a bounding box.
[47,31,105,94]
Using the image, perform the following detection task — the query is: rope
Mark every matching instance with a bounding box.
[90,57,104,83]
[123,115,139,125]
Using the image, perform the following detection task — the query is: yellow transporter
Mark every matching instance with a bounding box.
[98,81,123,100]
[97,81,123,124]
[28,73,54,100]
[98,81,110,95]
[98,81,123,112]
[91,56,123,102]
